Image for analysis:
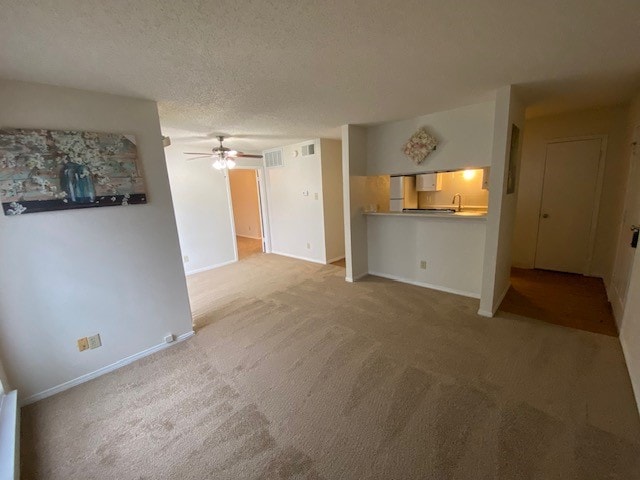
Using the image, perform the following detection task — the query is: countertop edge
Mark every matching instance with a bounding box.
[364,212,487,220]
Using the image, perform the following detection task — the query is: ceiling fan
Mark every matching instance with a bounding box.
[184,136,263,170]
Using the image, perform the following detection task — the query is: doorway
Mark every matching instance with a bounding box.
[534,137,605,274]
[228,168,266,260]
[501,135,616,335]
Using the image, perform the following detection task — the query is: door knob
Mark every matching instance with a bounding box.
[542,213,549,219]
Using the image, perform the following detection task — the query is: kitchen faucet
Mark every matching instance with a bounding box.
[452,193,462,212]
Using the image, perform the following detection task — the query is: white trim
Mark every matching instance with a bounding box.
[345,272,368,283]
[271,251,325,265]
[185,259,236,276]
[327,255,345,264]
[478,282,511,317]
[21,331,195,406]
[224,172,239,262]
[368,271,480,299]
[0,390,19,480]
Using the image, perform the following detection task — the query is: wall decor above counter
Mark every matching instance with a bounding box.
[403,127,438,165]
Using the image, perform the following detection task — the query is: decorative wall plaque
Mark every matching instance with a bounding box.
[403,127,438,165]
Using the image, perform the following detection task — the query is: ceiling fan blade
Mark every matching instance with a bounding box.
[184,152,212,155]
[185,156,213,161]
[235,153,263,158]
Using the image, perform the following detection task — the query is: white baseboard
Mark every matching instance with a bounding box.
[0,390,19,480]
[620,333,640,418]
[236,234,262,240]
[21,331,195,406]
[327,255,345,264]
[368,271,480,299]
[478,282,511,318]
[345,271,369,283]
[271,251,325,265]
[186,259,236,276]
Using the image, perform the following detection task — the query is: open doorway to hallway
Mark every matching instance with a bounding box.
[228,168,265,260]
[504,127,623,336]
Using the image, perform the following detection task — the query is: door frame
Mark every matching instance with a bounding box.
[225,165,272,259]
[533,135,608,275]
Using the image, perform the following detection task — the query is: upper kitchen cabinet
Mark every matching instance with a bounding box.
[416,173,442,191]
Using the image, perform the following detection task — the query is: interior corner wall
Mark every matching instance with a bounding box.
[512,107,630,287]
[164,144,236,274]
[342,125,369,281]
[320,139,345,263]
[0,79,194,402]
[265,140,326,263]
[228,169,262,239]
[479,86,525,316]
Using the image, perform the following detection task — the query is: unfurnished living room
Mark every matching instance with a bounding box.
[1,2,640,479]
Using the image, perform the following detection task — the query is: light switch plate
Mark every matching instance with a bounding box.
[87,334,101,349]
[77,337,89,352]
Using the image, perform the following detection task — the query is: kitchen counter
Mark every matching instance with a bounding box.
[365,210,487,297]
[364,211,487,220]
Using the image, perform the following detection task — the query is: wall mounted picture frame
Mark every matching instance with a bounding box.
[0,128,147,215]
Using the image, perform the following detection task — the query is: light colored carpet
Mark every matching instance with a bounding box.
[21,254,640,479]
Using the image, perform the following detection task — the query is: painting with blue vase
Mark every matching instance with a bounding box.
[0,128,147,215]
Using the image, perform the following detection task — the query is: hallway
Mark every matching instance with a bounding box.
[499,268,618,336]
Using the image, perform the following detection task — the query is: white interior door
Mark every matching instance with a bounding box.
[534,138,603,274]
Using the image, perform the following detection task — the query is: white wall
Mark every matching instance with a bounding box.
[165,144,237,274]
[366,101,496,176]
[342,125,369,281]
[229,169,262,239]
[320,139,345,262]
[266,140,325,263]
[479,86,525,316]
[368,216,486,297]
[512,107,629,288]
[0,79,193,402]
[617,92,640,414]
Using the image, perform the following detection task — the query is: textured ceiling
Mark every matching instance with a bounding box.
[1,1,639,151]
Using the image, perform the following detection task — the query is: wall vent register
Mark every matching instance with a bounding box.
[265,150,284,168]
[301,143,315,156]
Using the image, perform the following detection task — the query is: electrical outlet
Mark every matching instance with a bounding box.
[314,192,319,200]
[306,242,311,250]
[183,255,189,263]
[420,260,427,270]
[164,334,175,344]
[77,337,89,352]
[87,334,102,349]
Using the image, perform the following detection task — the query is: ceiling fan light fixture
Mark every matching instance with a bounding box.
[212,159,225,170]
[226,158,236,169]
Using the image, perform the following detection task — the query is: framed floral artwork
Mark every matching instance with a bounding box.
[0,128,147,215]
[403,127,438,165]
